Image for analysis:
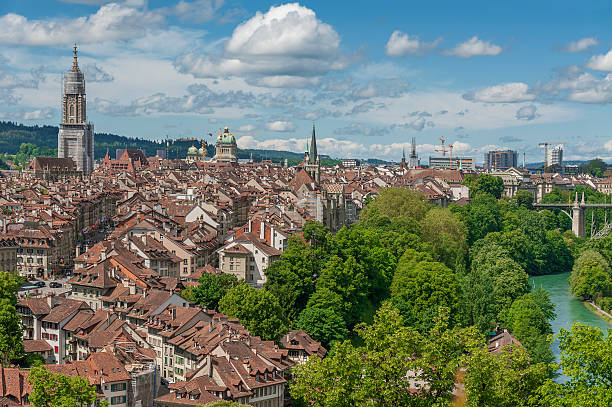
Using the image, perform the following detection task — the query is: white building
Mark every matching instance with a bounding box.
[547,145,564,167]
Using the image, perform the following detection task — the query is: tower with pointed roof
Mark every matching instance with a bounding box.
[57,45,94,173]
[303,124,320,183]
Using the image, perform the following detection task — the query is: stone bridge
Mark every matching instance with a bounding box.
[533,192,612,238]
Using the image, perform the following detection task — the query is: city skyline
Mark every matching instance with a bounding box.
[1,1,612,163]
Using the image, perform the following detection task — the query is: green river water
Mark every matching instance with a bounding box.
[530,272,611,370]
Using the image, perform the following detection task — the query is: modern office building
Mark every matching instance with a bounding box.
[484,150,518,170]
[428,156,475,170]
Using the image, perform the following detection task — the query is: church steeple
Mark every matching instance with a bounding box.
[72,44,80,72]
[309,124,318,164]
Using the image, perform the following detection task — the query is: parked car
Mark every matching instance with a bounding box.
[49,282,62,288]
[34,281,46,288]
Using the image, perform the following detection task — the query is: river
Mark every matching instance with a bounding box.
[530,272,610,377]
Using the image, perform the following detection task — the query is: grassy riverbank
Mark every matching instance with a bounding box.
[583,301,612,324]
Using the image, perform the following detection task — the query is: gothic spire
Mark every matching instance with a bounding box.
[309,124,318,164]
[72,43,80,72]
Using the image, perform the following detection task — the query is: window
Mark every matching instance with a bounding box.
[54,346,58,353]
[176,356,184,364]
[183,259,187,265]
[110,395,127,405]
[111,383,127,392]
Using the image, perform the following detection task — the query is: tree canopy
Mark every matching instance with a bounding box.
[28,365,107,407]
[218,283,289,341]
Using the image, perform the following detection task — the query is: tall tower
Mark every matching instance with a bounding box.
[58,44,94,173]
[304,124,320,183]
[408,137,420,169]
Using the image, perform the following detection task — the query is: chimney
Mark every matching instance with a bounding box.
[260,221,265,240]
[206,354,213,377]
[100,249,106,261]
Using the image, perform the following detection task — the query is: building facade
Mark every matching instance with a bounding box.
[428,156,475,170]
[57,45,94,174]
[484,150,518,170]
[547,145,564,167]
[212,127,237,163]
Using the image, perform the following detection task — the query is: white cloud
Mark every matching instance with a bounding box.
[539,67,612,103]
[174,3,349,87]
[0,4,165,46]
[83,63,114,82]
[562,37,597,52]
[168,0,225,23]
[385,31,441,57]
[444,36,502,58]
[567,74,612,103]
[464,82,535,103]
[265,120,296,132]
[237,124,255,131]
[333,123,389,137]
[586,48,612,71]
[515,104,539,121]
[0,107,54,120]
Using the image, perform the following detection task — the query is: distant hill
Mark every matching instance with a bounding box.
[0,121,338,165]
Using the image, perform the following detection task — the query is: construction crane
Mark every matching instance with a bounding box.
[538,141,567,167]
[434,137,448,156]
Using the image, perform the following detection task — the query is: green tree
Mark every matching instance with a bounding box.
[360,187,429,223]
[296,307,348,347]
[183,272,239,310]
[0,271,21,305]
[581,158,607,178]
[420,207,468,268]
[463,193,502,244]
[390,250,459,332]
[534,323,612,407]
[291,303,481,407]
[0,299,24,365]
[515,190,534,209]
[470,174,504,199]
[506,290,555,365]
[458,267,498,333]
[0,272,23,365]
[569,250,612,300]
[218,284,289,341]
[312,255,368,327]
[28,365,107,407]
[264,236,320,322]
[463,345,549,407]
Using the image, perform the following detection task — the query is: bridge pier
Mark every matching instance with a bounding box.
[572,205,585,237]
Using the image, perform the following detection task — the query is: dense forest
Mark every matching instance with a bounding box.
[0,121,343,166]
[183,174,612,406]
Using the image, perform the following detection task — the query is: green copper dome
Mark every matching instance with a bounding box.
[198,147,205,155]
[218,126,236,144]
[187,145,198,154]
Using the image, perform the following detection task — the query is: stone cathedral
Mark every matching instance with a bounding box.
[58,45,94,174]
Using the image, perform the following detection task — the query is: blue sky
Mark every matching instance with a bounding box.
[1,0,612,162]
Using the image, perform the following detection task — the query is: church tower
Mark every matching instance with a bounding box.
[58,45,94,173]
[304,124,320,184]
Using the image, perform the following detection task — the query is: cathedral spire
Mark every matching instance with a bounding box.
[309,124,318,164]
[72,43,80,72]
